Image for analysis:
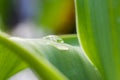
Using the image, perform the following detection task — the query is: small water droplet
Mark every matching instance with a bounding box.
[43,35,69,50]
[53,43,69,50]
[43,35,64,43]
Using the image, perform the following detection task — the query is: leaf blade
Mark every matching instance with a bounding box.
[75,0,120,80]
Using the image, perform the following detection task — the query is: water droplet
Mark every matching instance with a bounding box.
[43,35,69,50]
[52,43,69,50]
[43,35,64,43]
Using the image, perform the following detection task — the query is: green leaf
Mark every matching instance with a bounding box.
[0,33,68,80]
[75,0,120,80]
[60,34,79,46]
[0,38,27,79]
[0,33,101,80]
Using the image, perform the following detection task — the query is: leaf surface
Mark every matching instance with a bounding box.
[0,36,27,80]
[75,0,120,80]
[0,33,101,80]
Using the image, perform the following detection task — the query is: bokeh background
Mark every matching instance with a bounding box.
[0,0,76,38]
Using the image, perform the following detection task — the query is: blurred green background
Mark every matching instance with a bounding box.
[0,0,76,38]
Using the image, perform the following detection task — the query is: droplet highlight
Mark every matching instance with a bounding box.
[43,35,69,50]
[43,35,64,43]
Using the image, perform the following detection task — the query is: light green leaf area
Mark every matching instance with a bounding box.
[60,34,79,46]
[0,44,27,80]
[75,0,120,80]
[0,33,101,80]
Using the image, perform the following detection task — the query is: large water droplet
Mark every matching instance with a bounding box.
[43,35,69,50]
[43,35,64,43]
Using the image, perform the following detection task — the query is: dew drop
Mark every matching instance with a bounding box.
[43,35,69,50]
[52,43,69,50]
[43,35,64,43]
